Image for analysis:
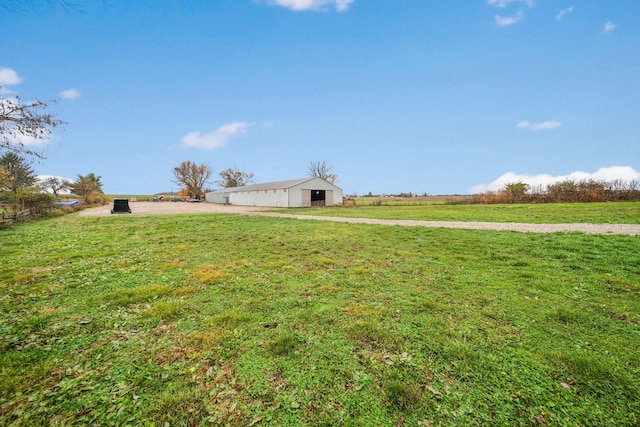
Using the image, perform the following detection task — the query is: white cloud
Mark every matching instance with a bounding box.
[470,166,640,193]
[12,132,50,147]
[180,121,253,150]
[333,0,352,11]
[0,67,22,86]
[516,120,562,131]
[555,6,574,20]
[603,21,616,33]
[590,166,640,182]
[0,67,22,94]
[487,0,510,7]
[59,89,80,100]
[487,0,534,7]
[488,0,532,26]
[264,0,354,12]
[495,11,523,27]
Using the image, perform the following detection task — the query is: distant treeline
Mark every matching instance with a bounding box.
[465,179,640,204]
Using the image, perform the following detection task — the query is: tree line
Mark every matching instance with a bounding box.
[468,179,640,204]
[0,151,105,211]
[172,160,337,199]
[171,162,255,200]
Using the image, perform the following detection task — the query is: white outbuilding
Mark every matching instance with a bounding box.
[205,177,343,208]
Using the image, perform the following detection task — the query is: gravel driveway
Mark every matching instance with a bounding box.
[79,201,640,235]
[79,201,273,216]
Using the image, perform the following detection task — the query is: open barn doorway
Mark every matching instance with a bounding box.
[311,190,326,206]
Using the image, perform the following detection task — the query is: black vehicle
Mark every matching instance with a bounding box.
[111,198,132,214]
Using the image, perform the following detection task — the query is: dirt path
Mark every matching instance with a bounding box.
[79,202,640,235]
[251,212,640,235]
[78,201,274,216]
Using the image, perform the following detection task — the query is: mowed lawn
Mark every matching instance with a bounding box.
[281,201,640,224]
[1,207,639,425]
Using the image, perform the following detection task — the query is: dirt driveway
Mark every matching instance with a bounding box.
[79,201,273,216]
[78,201,640,235]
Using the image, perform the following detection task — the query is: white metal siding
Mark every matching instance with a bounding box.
[289,180,343,207]
[293,189,307,207]
[325,190,333,206]
[230,188,289,207]
[206,177,343,208]
[206,192,228,204]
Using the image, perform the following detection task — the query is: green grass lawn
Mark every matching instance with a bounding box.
[1,210,639,425]
[281,201,640,224]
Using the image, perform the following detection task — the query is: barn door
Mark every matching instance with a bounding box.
[302,190,311,207]
[325,190,333,206]
[311,190,326,206]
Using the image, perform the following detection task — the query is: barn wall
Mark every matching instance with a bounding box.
[290,179,343,206]
[291,188,306,207]
[229,188,290,207]
[331,188,344,206]
[206,192,229,204]
[206,178,343,207]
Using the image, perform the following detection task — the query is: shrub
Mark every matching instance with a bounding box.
[0,187,54,212]
[466,178,640,204]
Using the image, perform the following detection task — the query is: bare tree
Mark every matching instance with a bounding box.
[173,160,213,199]
[217,167,254,188]
[307,160,337,184]
[0,89,65,159]
[38,176,72,198]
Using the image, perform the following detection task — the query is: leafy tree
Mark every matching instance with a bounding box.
[173,161,212,199]
[577,179,606,202]
[546,180,577,202]
[217,167,254,188]
[71,173,104,203]
[503,182,529,203]
[38,176,72,198]
[0,89,64,159]
[0,152,37,193]
[307,160,337,184]
[5,187,55,211]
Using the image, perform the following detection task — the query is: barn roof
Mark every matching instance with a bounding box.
[211,177,335,193]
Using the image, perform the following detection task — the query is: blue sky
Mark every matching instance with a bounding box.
[1,0,638,195]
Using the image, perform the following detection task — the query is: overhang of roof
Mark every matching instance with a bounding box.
[209,177,337,194]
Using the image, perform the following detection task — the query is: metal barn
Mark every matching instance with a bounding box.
[205,177,343,208]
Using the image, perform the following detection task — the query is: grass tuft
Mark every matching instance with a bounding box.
[143,301,183,320]
[104,284,172,306]
[267,332,303,356]
[384,379,423,410]
[191,264,225,284]
[346,321,398,350]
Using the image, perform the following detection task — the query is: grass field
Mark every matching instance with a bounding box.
[1,207,639,425]
[283,201,640,224]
